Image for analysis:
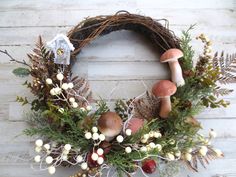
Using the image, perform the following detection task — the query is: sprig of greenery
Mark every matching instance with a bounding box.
[180,24,196,71]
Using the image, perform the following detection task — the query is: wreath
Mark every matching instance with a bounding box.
[2,11,236,177]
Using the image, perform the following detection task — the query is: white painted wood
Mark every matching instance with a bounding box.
[0,0,236,177]
[0,9,235,27]
[0,0,235,10]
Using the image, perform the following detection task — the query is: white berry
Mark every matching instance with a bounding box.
[97,157,104,165]
[201,146,208,152]
[63,150,69,155]
[80,107,86,112]
[156,144,162,151]
[154,132,162,138]
[84,132,92,140]
[54,87,62,95]
[46,78,53,85]
[199,146,208,156]
[125,129,132,136]
[186,148,193,153]
[140,146,147,152]
[92,133,99,140]
[86,105,92,111]
[99,134,106,141]
[56,73,64,81]
[149,131,154,137]
[141,138,147,144]
[175,151,181,157]
[45,156,53,164]
[34,155,41,163]
[91,153,99,161]
[166,153,175,161]
[116,135,124,143]
[68,82,74,89]
[214,149,223,157]
[76,155,83,163]
[35,139,43,147]
[48,166,56,175]
[69,97,75,103]
[72,102,78,108]
[149,142,156,149]
[35,146,42,153]
[44,144,50,150]
[50,88,56,95]
[125,147,132,153]
[62,155,68,161]
[92,127,98,133]
[185,153,192,161]
[85,132,92,139]
[81,162,88,170]
[61,83,68,90]
[143,134,149,140]
[64,144,71,151]
[97,148,104,156]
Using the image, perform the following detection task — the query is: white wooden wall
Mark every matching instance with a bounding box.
[0,0,236,177]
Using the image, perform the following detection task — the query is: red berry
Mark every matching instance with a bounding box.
[87,152,98,168]
[87,150,105,168]
[142,159,157,174]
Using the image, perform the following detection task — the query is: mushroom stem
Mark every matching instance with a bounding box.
[168,60,185,87]
[159,97,172,118]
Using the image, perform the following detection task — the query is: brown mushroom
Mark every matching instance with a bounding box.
[97,112,123,141]
[152,80,177,118]
[160,48,185,87]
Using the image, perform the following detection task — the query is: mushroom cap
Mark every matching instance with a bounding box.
[160,48,183,63]
[97,112,123,137]
[152,80,177,97]
[127,118,145,134]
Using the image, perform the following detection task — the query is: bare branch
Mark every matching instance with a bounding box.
[0,49,31,67]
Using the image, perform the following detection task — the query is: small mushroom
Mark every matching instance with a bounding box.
[152,80,177,118]
[97,112,123,141]
[160,48,185,87]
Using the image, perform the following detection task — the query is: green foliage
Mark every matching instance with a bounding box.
[16,96,28,105]
[24,103,94,150]
[114,99,128,120]
[93,99,110,119]
[180,24,195,71]
[12,67,30,77]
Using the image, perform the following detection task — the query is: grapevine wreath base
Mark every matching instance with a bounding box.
[3,11,236,177]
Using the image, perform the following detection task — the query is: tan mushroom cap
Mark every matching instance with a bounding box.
[160,48,183,63]
[97,112,123,137]
[152,80,177,97]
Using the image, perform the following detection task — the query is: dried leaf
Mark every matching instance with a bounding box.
[213,52,236,84]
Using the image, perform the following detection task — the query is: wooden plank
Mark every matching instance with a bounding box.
[0,0,136,11]
[136,0,236,9]
[0,9,235,27]
[0,0,235,10]
[0,122,30,143]
[0,26,235,46]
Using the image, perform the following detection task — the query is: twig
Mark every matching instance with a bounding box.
[0,49,31,67]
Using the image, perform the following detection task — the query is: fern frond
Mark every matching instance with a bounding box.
[213,52,236,84]
[213,87,233,97]
[133,91,160,121]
